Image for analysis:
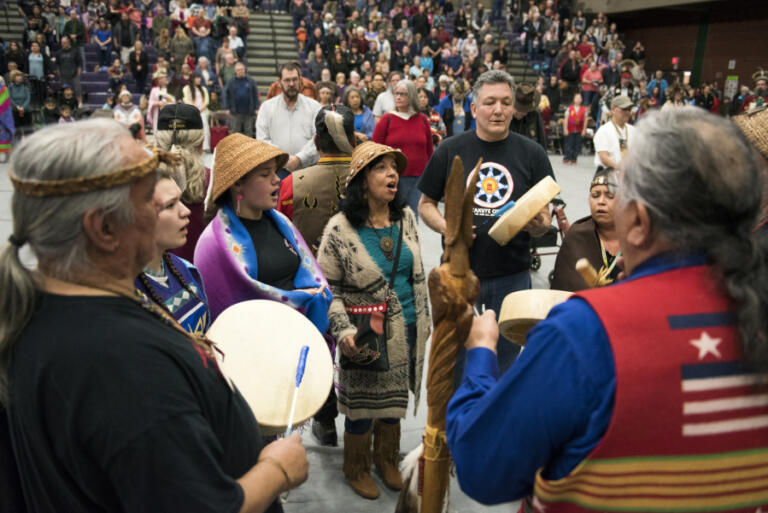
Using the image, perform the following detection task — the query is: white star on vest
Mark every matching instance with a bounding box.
[690,331,722,360]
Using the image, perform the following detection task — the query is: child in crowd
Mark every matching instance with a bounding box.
[58,104,75,124]
[59,85,79,114]
[296,19,307,51]
[103,94,116,110]
[108,59,124,92]
[41,97,59,125]
[208,90,222,111]
[563,92,588,165]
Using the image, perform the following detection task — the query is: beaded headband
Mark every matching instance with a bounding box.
[590,175,618,191]
[9,147,181,197]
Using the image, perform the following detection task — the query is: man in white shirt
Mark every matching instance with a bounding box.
[372,70,402,121]
[256,62,322,172]
[593,95,635,170]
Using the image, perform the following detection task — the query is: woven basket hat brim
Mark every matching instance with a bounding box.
[347,140,408,187]
[211,133,289,203]
[733,107,768,161]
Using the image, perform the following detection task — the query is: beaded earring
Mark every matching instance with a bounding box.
[236,194,243,215]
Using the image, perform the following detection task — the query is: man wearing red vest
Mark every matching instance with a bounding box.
[447,107,768,512]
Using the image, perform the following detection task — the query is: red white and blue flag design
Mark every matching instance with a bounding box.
[671,312,768,438]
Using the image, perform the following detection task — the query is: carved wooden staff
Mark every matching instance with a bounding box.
[396,156,481,513]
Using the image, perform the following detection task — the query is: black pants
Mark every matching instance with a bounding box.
[29,78,47,107]
[314,387,338,424]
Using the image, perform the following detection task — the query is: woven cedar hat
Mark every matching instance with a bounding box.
[346,141,407,188]
[733,106,768,161]
[208,133,289,205]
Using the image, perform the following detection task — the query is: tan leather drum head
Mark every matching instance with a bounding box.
[498,289,572,345]
[488,176,561,246]
[207,300,334,433]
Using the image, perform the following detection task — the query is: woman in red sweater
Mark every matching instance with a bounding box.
[372,79,434,218]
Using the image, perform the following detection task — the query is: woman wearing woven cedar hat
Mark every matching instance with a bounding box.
[317,141,431,500]
[193,134,332,333]
[733,105,768,237]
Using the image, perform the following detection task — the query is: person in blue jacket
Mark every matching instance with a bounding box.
[646,69,668,103]
[343,86,375,141]
[435,78,475,137]
[446,107,768,508]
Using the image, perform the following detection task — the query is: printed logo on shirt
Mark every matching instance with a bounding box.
[466,161,514,213]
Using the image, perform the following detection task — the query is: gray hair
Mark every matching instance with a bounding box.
[342,85,364,106]
[0,120,137,404]
[392,79,420,114]
[471,70,515,104]
[621,107,768,373]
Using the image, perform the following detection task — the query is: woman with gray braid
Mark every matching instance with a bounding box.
[446,106,768,509]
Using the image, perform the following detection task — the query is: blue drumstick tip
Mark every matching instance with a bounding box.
[295,345,309,387]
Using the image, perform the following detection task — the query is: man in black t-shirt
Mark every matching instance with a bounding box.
[418,70,555,379]
[2,120,309,513]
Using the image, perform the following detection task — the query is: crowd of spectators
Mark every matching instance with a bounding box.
[2,0,765,155]
[510,0,762,157]
[3,0,253,138]
[284,0,765,165]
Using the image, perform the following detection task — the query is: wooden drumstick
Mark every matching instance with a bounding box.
[576,258,600,288]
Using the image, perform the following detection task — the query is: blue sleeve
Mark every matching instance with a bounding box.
[21,87,30,110]
[434,95,449,116]
[446,298,615,504]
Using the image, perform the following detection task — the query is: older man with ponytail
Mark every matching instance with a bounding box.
[0,120,308,513]
[447,107,768,509]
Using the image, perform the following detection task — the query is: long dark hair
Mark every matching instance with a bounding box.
[190,72,205,99]
[340,155,406,228]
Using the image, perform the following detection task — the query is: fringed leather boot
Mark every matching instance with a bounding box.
[343,429,380,499]
[373,420,403,490]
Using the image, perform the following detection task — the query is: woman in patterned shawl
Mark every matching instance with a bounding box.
[193,133,332,333]
[0,83,14,161]
[317,141,430,500]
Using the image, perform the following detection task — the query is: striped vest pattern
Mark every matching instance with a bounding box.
[532,265,768,512]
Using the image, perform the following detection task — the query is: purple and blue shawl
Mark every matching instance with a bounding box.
[194,204,332,334]
[0,84,14,152]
